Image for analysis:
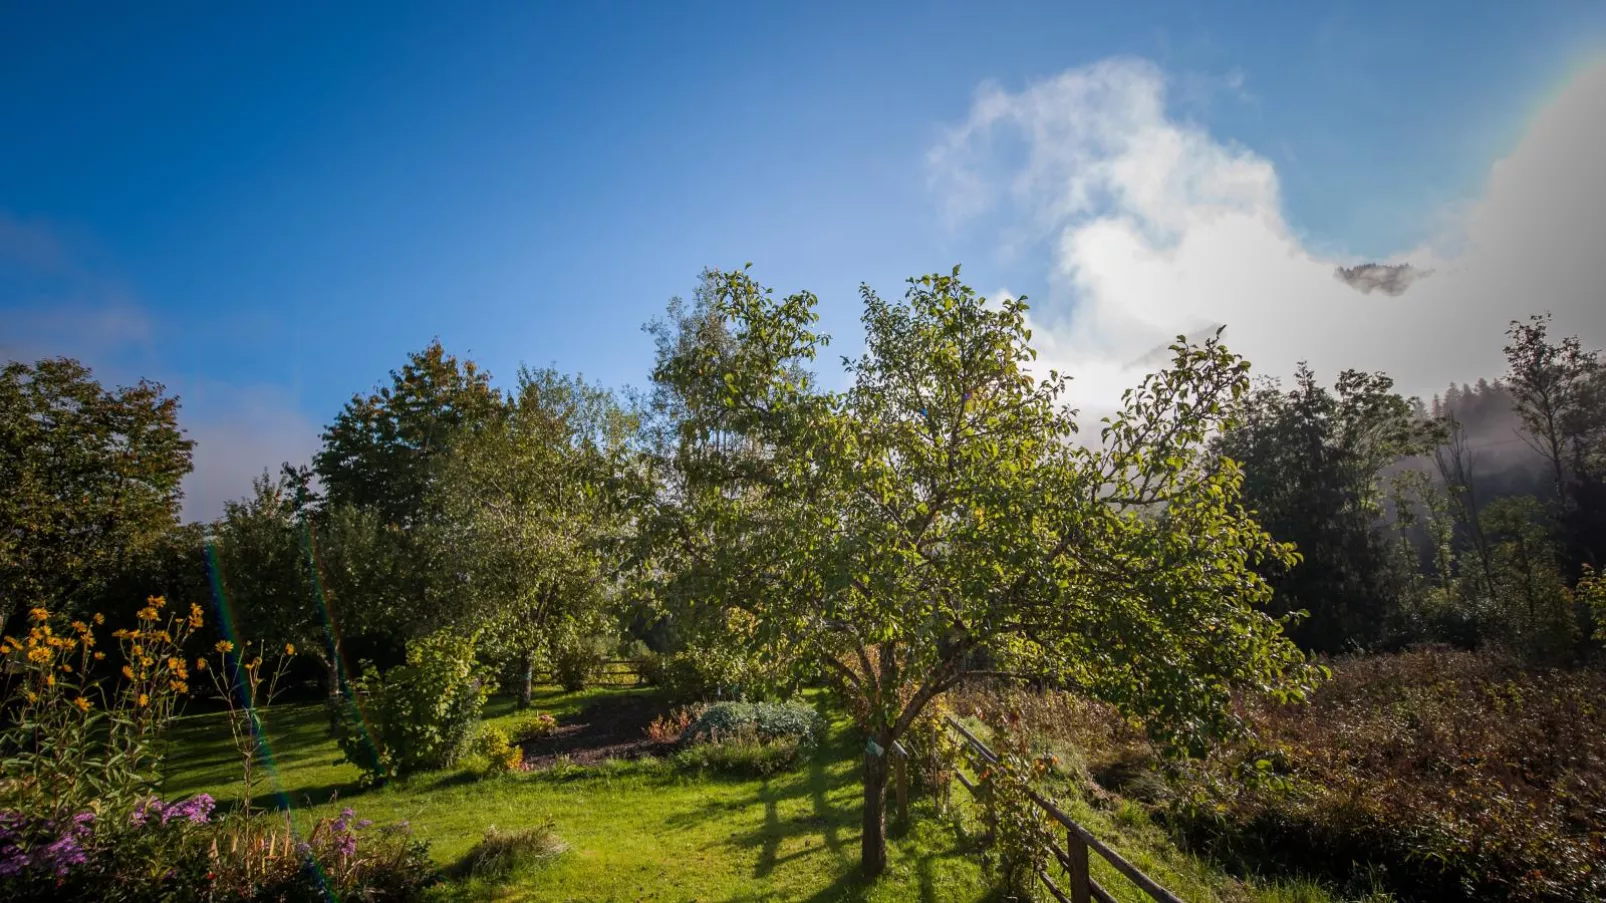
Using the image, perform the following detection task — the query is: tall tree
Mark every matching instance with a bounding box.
[314,340,504,526]
[1212,366,1436,653]
[312,341,505,650]
[210,468,353,693]
[0,358,193,629]
[431,367,635,705]
[1502,314,1606,568]
[641,267,1316,876]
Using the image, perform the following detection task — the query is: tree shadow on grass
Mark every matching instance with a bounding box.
[707,739,994,903]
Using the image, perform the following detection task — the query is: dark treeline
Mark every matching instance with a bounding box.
[1216,313,1605,660]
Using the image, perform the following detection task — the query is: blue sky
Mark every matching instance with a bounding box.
[3,1,1605,518]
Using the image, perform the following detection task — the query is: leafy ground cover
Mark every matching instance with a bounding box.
[159,686,1348,902]
[955,651,1606,902]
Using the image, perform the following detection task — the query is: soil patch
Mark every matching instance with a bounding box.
[520,694,674,768]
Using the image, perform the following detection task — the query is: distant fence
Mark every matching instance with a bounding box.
[927,715,1185,903]
[535,659,645,688]
[592,659,645,686]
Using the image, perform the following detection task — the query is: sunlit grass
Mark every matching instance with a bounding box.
[160,686,1355,902]
[160,686,992,902]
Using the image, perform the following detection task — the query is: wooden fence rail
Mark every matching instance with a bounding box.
[534,658,646,687]
[938,715,1185,903]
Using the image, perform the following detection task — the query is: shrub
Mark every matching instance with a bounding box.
[550,632,610,692]
[645,705,700,745]
[672,729,804,777]
[507,712,558,743]
[971,708,1058,902]
[903,696,961,806]
[333,631,492,785]
[213,808,436,903]
[474,725,524,775]
[457,820,567,878]
[681,700,824,749]
[640,642,794,703]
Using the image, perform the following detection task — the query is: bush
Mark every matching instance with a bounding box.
[456,820,567,879]
[681,700,823,750]
[639,644,793,703]
[474,725,523,775]
[645,705,700,744]
[672,729,804,777]
[333,631,492,785]
[217,808,436,903]
[507,712,558,743]
[550,633,609,692]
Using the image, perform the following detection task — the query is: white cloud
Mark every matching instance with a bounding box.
[931,57,1606,411]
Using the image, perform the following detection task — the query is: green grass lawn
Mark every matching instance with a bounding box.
[158,687,1349,902]
[161,687,991,902]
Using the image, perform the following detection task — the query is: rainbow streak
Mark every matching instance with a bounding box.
[205,540,338,899]
[298,519,385,773]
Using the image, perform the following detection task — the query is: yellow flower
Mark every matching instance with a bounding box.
[131,645,143,656]
[136,607,159,623]
[71,621,89,634]
[45,675,55,687]
[167,657,182,671]
[148,595,167,609]
[60,663,72,674]
[93,652,105,661]
[136,693,149,708]
[122,665,135,680]
[28,608,49,623]
[189,604,204,629]
[24,691,37,703]
[93,613,105,625]
[215,640,234,654]
[73,696,91,713]
[195,658,207,671]
[284,643,295,656]
[26,648,50,664]
[169,681,189,694]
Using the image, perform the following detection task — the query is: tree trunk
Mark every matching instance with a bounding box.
[322,656,342,701]
[861,739,889,878]
[518,652,534,709]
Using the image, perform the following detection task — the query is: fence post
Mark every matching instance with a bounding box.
[892,742,909,824]
[1065,828,1090,903]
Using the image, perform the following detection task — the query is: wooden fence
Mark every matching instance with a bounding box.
[534,659,646,688]
[592,658,645,686]
[922,715,1185,903]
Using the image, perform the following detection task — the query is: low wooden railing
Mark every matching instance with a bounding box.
[534,659,646,688]
[937,715,1185,903]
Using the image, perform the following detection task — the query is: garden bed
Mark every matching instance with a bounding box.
[519,694,673,768]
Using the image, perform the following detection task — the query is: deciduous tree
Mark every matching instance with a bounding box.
[0,358,193,628]
[641,267,1317,876]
